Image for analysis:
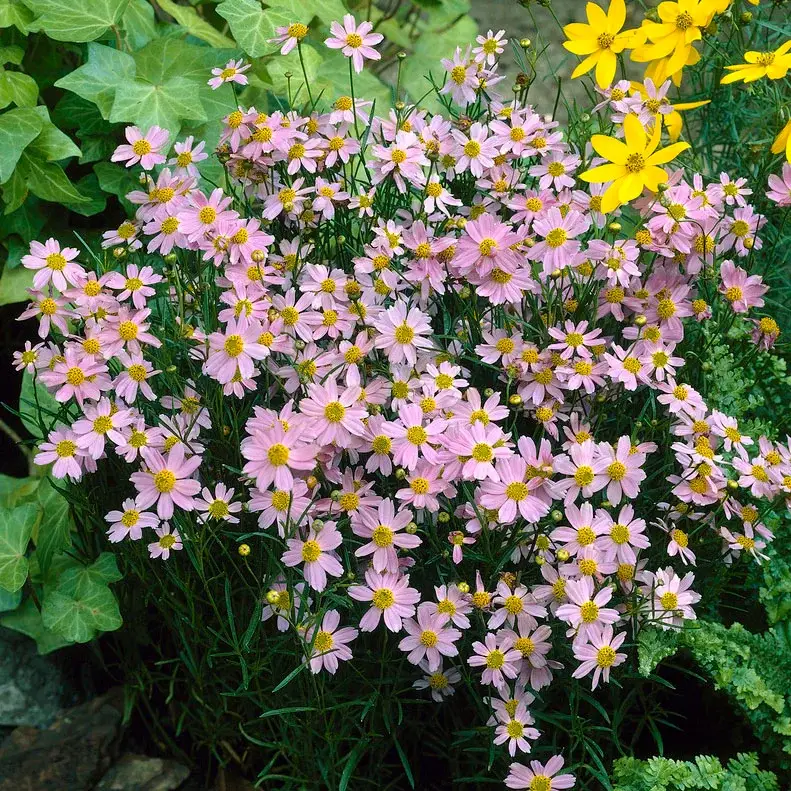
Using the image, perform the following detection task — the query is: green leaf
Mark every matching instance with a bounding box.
[19,369,62,440]
[0,106,44,182]
[120,0,156,49]
[0,475,39,508]
[16,149,89,204]
[0,263,33,305]
[2,168,28,213]
[263,42,322,101]
[1,597,72,653]
[216,0,289,59]
[157,0,235,48]
[0,502,37,592]
[0,45,25,65]
[41,582,122,643]
[110,75,206,133]
[637,627,680,677]
[54,43,136,119]
[58,552,122,594]
[27,114,81,162]
[94,160,138,213]
[0,0,33,31]
[23,0,128,42]
[0,69,38,108]
[33,478,72,573]
[0,586,21,611]
[63,173,106,216]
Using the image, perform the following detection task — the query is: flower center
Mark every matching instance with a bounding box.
[208,500,230,518]
[372,588,395,609]
[548,161,566,177]
[224,334,244,357]
[406,425,428,446]
[596,645,617,668]
[346,32,363,48]
[514,636,534,657]
[574,465,595,487]
[266,443,290,467]
[154,470,176,493]
[504,595,523,615]
[372,525,394,547]
[92,415,113,434]
[394,323,415,344]
[118,321,138,341]
[66,367,85,386]
[132,139,152,156]
[198,206,217,225]
[580,600,600,623]
[530,777,551,791]
[410,477,430,495]
[55,439,76,458]
[731,220,749,238]
[485,649,505,669]
[676,11,693,30]
[597,32,615,49]
[464,140,482,158]
[577,526,596,546]
[505,481,529,501]
[607,461,627,481]
[610,524,630,544]
[314,630,333,653]
[372,435,392,454]
[545,228,568,248]
[660,591,679,610]
[301,540,322,563]
[429,671,448,690]
[324,401,346,423]
[390,149,407,164]
[471,442,493,462]
[339,492,359,512]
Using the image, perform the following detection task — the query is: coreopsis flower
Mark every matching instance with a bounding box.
[473,29,507,65]
[767,163,791,206]
[168,136,208,178]
[412,661,461,702]
[324,14,383,73]
[22,238,84,292]
[373,300,433,365]
[282,520,343,592]
[351,498,421,573]
[399,603,461,671]
[35,425,86,480]
[562,0,632,88]
[72,398,134,460]
[721,41,791,84]
[40,346,110,405]
[468,631,521,690]
[270,22,309,55]
[580,115,690,212]
[131,446,202,520]
[304,610,357,675]
[642,567,700,628]
[718,260,768,313]
[572,625,627,689]
[195,483,242,524]
[148,523,182,560]
[555,576,620,641]
[493,697,540,757]
[505,756,575,790]
[105,498,159,543]
[348,569,421,632]
[478,457,551,523]
[440,47,477,105]
[208,59,250,90]
[105,264,162,309]
[112,126,168,170]
[489,582,547,631]
[595,504,649,564]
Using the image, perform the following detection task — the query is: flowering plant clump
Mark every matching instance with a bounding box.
[12,7,791,788]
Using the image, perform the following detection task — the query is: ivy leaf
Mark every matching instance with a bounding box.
[22,0,128,43]
[110,75,206,134]
[0,0,33,32]
[94,160,138,213]
[54,43,136,119]
[16,149,88,204]
[216,0,290,59]
[28,109,82,161]
[0,502,38,592]
[0,263,33,305]
[0,475,39,508]
[263,42,321,101]
[63,173,106,216]
[2,167,29,214]
[0,45,25,65]
[1,597,72,653]
[120,0,156,50]
[33,478,72,573]
[41,582,122,643]
[58,552,122,594]
[0,69,38,108]
[0,586,21,612]
[157,0,236,48]
[0,106,43,182]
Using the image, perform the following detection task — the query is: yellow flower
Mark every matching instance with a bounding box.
[772,119,791,163]
[721,40,791,84]
[631,0,719,82]
[579,114,690,213]
[562,0,635,88]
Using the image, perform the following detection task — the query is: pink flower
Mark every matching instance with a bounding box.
[478,457,551,523]
[440,47,477,105]
[468,631,521,690]
[208,59,250,90]
[550,502,604,558]
[112,126,168,170]
[452,122,497,177]
[241,422,317,491]
[598,435,646,504]
[493,698,540,757]
[396,462,456,512]
[204,317,270,385]
[105,264,162,309]
[22,238,83,292]
[131,445,202,519]
[528,208,590,278]
[40,347,110,405]
[767,163,791,206]
[72,397,133,460]
[304,610,357,675]
[324,14,383,73]
[349,569,421,632]
[114,352,160,403]
[351,498,421,573]
[489,582,547,631]
[425,584,472,629]
[473,29,507,65]
[373,300,433,365]
[595,504,649,564]
[399,603,461,671]
[412,661,461,702]
[641,567,700,629]
[282,521,344,592]
[105,497,158,543]
[547,320,603,360]
[270,22,310,55]
[249,480,311,535]
[448,530,475,564]
[167,135,208,178]
[719,260,768,313]
[195,483,242,524]
[553,440,608,505]
[178,188,236,241]
[299,378,368,446]
[572,624,627,690]
[34,425,86,480]
[440,422,513,481]
[555,576,620,641]
[148,523,182,560]
[505,755,575,790]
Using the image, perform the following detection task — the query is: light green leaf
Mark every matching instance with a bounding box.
[0,475,39,508]
[2,167,28,214]
[157,0,235,48]
[313,50,392,111]
[110,75,206,133]
[54,43,137,119]
[0,106,44,183]
[41,582,122,643]
[0,0,33,31]
[272,0,348,26]
[23,0,128,43]
[28,116,81,162]
[0,586,21,611]
[94,160,138,212]
[120,0,156,50]
[1,597,72,653]
[0,69,38,108]
[216,0,289,59]
[0,45,25,65]
[58,553,122,595]
[263,42,322,101]
[19,369,62,440]
[33,478,72,573]
[16,149,88,204]
[0,502,37,592]
[0,263,33,305]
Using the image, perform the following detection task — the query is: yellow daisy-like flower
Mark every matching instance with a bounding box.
[721,40,791,84]
[562,0,635,88]
[772,119,791,163]
[631,0,719,82]
[579,114,690,213]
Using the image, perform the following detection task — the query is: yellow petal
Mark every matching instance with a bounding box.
[623,113,647,153]
[601,179,626,213]
[579,163,628,183]
[646,141,690,166]
[571,51,601,79]
[565,39,601,56]
[642,165,668,192]
[564,23,594,39]
[607,0,626,31]
[591,134,630,164]
[585,2,608,30]
[644,114,662,157]
[663,111,683,143]
[595,50,617,88]
[618,172,645,204]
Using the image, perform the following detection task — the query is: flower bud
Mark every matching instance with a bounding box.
[112,247,126,259]
[483,388,495,397]
[395,468,407,480]
[312,519,324,531]
[457,581,470,594]
[727,479,739,491]
[509,394,522,406]
[266,589,280,604]
[438,511,450,523]
[165,365,177,374]
[557,549,570,562]
[164,253,177,264]
[607,222,621,233]
[238,543,251,557]
[330,490,342,502]
[551,509,563,522]
[397,52,407,60]
[406,522,418,534]
[739,11,752,24]
[306,475,318,489]
[634,315,647,326]
[520,38,531,49]
[535,556,545,566]
[459,286,471,298]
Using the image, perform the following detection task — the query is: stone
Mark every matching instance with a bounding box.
[0,627,66,728]
[95,754,190,791]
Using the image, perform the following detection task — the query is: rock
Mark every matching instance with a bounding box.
[0,627,66,728]
[0,688,123,791]
[95,754,190,791]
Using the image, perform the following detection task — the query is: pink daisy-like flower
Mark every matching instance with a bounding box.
[167,135,208,178]
[299,378,368,446]
[351,498,421,573]
[468,631,521,690]
[22,238,83,292]
[553,440,608,505]
[718,259,768,314]
[528,207,590,278]
[324,14,383,73]
[208,59,250,90]
[105,497,159,543]
[396,462,457,512]
[572,624,627,690]
[478,457,551,524]
[555,576,620,641]
[241,422,317,492]
[348,569,421,632]
[595,504,649,564]
[270,22,310,55]
[304,610,357,675]
[34,425,86,480]
[282,521,344,592]
[489,582,547,631]
[204,317,270,385]
[148,523,183,560]
[399,602,461,671]
[550,501,604,558]
[195,483,242,524]
[598,435,646,504]
[373,300,433,365]
[425,584,472,629]
[111,125,168,170]
[547,319,603,360]
[412,661,462,702]
[105,264,162,309]
[767,163,791,206]
[72,397,133,460]
[493,697,540,757]
[452,122,497,177]
[440,422,513,482]
[504,755,575,790]
[40,346,110,405]
[642,567,700,629]
[131,445,202,519]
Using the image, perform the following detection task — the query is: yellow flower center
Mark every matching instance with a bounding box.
[55,439,76,458]
[546,228,568,248]
[394,323,415,344]
[324,401,346,423]
[610,524,630,544]
[301,540,322,563]
[372,588,395,610]
[504,595,523,615]
[463,140,481,158]
[596,645,617,668]
[92,415,113,434]
[580,600,599,623]
[548,161,566,177]
[227,110,243,128]
[607,461,627,481]
[420,629,439,647]
[224,334,244,357]
[471,443,493,463]
[208,500,230,519]
[736,535,756,550]
[671,529,688,548]
[597,32,615,49]
[346,32,363,48]
[660,591,678,610]
[410,477,430,495]
[132,139,152,156]
[154,470,176,493]
[676,11,693,30]
[267,443,290,466]
[66,367,85,386]
[574,465,595,487]
[314,630,333,653]
[485,649,505,669]
[530,776,551,791]
[287,22,308,39]
[626,152,646,173]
